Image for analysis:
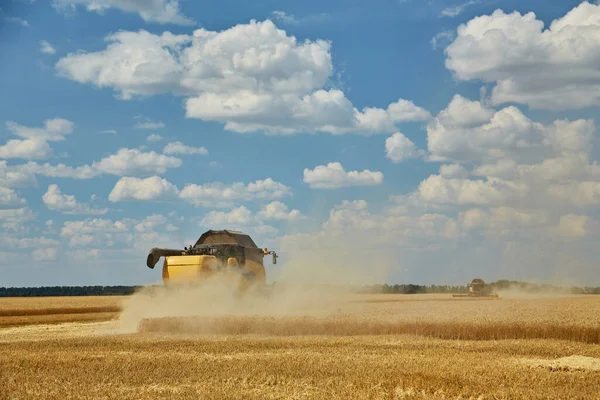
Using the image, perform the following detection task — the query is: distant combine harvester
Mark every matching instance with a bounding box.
[452,278,499,299]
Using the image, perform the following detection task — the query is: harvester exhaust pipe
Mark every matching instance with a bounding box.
[146,248,184,269]
[263,248,278,264]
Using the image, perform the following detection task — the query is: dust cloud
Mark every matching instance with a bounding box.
[495,284,584,299]
[118,276,357,333]
[272,231,394,285]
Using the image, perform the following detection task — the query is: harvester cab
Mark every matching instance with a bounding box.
[146,229,277,287]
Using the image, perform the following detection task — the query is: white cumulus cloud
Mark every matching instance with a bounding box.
[59,214,179,252]
[40,40,56,55]
[7,162,97,181]
[201,202,301,230]
[0,207,35,233]
[180,178,292,208]
[257,201,301,221]
[163,141,208,155]
[42,184,108,214]
[1,118,74,160]
[0,187,27,208]
[4,147,182,183]
[439,164,469,179]
[55,20,430,135]
[6,118,74,141]
[445,2,600,110]
[201,206,255,226]
[427,95,594,164]
[417,174,521,206]
[0,139,52,160]
[303,162,383,189]
[92,148,181,176]
[0,236,61,249]
[385,132,425,163]
[0,161,39,188]
[108,176,180,202]
[52,0,195,25]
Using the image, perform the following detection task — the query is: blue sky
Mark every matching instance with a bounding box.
[1,0,599,287]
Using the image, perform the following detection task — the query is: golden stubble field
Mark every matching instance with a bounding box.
[1,286,600,399]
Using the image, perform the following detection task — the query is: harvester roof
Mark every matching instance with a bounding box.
[193,229,259,249]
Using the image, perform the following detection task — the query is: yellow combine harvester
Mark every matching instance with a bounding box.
[452,278,499,299]
[146,229,277,289]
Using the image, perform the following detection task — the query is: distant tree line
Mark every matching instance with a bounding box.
[0,281,599,297]
[0,286,142,297]
[355,281,600,295]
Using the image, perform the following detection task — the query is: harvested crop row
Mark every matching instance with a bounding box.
[138,315,600,343]
[0,312,119,327]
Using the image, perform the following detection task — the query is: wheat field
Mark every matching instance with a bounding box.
[1,289,600,399]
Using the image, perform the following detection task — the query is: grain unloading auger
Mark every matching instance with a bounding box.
[452,278,499,299]
[146,229,277,289]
